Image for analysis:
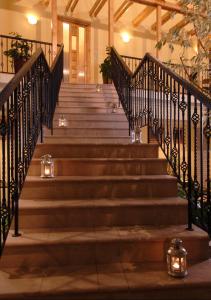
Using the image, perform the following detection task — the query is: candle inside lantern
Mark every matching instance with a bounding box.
[59,115,67,127]
[41,154,54,178]
[167,238,187,278]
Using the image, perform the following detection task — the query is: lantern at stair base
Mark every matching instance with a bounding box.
[41,154,54,178]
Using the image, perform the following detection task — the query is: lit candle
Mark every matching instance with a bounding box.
[172,262,180,270]
[44,167,51,176]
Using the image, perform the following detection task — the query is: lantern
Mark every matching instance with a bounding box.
[167,238,188,278]
[111,103,118,113]
[59,115,68,127]
[131,126,142,143]
[96,84,101,92]
[41,154,54,178]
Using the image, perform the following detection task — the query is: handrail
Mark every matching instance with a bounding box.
[0,34,61,73]
[110,46,211,234]
[0,45,64,253]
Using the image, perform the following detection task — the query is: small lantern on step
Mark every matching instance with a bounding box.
[59,115,68,127]
[131,126,142,143]
[111,103,118,113]
[41,154,54,178]
[96,84,101,92]
[167,238,188,278]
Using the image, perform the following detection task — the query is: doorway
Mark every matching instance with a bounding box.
[58,17,91,83]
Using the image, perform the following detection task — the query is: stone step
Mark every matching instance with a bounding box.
[21,175,178,200]
[1,225,208,268]
[19,197,187,229]
[44,136,131,144]
[57,101,119,108]
[52,120,128,129]
[55,106,125,114]
[33,143,159,159]
[53,112,128,121]
[0,261,211,300]
[28,158,167,176]
[45,128,129,137]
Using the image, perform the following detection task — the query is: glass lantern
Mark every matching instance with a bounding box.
[131,126,142,143]
[41,154,54,178]
[59,115,68,127]
[167,238,188,278]
[96,84,101,92]
[111,103,118,113]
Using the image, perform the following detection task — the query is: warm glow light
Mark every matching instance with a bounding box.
[78,71,85,77]
[27,14,38,25]
[63,69,69,75]
[63,23,69,30]
[121,32,131,43]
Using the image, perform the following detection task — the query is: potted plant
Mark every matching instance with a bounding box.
[99,56,112,84]
[4,32,31,73]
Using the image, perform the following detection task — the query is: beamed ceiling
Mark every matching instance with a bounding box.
[5,0,195,36]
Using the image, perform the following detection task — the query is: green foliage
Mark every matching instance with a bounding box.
[99,56,112,79]
[156,0,210,75]
[4,32,31,61]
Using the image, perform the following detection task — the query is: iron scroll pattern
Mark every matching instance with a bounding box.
[110,47,211,234]
[0,46,64,253]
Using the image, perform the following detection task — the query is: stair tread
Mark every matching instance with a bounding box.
[20,197,186,210]
[31,158,165,162]
[25,175,176,182]
[5,225,207,247]
[0,260,211,299]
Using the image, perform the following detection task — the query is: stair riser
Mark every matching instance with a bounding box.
[55,107,124,114]
[33,144,159,159]
[44,137,131,144]
[21,178,177,199]
[1,237,208,268]
[59,93,118,98]
[59,96,119,102]
[52,120,128,129]
[44,128,129,137]
[53,113,127,121]
[28,160,167,176]
[19,204,187,229]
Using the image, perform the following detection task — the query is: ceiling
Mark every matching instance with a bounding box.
[5,0,194,35]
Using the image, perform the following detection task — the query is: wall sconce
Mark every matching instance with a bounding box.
[27,14,38,25]
[167,238,188,278]
[41,154,54,178]
[59,115,68,127]
[121,31,131,43]
[131,126,142,143]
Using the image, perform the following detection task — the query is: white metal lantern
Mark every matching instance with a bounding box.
[96,84,101,92]
[167,238,188,278]
[131,126,142,143]
[59,115,68,127]
[111,103,118,113]
[41,154,54,178]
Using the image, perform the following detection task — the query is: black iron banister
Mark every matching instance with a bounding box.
[0,45,63,253]
[110,46,211,234]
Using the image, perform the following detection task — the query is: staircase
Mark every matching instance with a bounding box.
[0,83,210,300]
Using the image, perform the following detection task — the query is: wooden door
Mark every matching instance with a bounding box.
[69,24,79,83]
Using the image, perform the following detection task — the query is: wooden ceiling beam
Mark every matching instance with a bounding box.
[132,0,183,13]
[70,0,79,12]
[169,18,189,32]
[114,1,133,23]
[65,0,74,14]
[89,0,101,16]
[93,0,107,17]
[132,6,155,27]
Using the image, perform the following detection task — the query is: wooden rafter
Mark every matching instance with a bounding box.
[132,6,155,27]
[71,0,79,12]
[89,0,103,17]
[169,18,189,32]
[132,0,184,14]
[114,1,133,23]
[93,0,107,17]
[151,1,183,31]
[65,0,74,14]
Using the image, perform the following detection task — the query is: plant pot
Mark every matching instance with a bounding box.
[102,75,112,84]
[14,57,27,73]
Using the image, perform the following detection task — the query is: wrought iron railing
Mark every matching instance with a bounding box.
[121,54,210,95]
[112,47,211,234]
[0,45,63,253]
[0,34,60,73]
